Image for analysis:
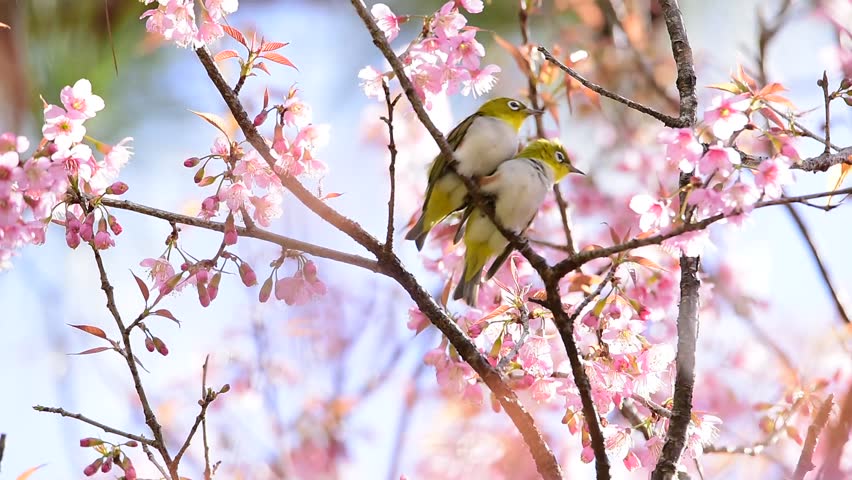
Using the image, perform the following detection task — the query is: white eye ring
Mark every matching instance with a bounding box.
[555,151,566,163]
[507,100,522,111]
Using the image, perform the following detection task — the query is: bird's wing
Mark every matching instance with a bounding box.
[423,112,481,204]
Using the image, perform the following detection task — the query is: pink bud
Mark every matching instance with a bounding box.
[239,262,258,287]
[259,277,273,303]
[83,459,102,476]
[580,446,595,463]
[106,181,128,195]
[153,337,169,356]
[208,273,221,301]
[101,457,113,473]
[79,438,103,447]
[66,212,82,233]
[66,231,81,249]
[202,195,219,213]
[582,312,599,328]
[303,260,318,283]
[80,214,95,242]
[197,282,211,307]
[468,322,483,338]
[47,143,59,155]
[159,273,183,297]
[145,336,155,352]
[638,307,651,321]
[253,109,269,126]
[195,268,210,284]
[94,230,114,250]
[224,228,238,245]
[108,215,123,235]
[184,157,200,167]
[124,440,139,448]
[194,166,206,184]
[123,464,137,480]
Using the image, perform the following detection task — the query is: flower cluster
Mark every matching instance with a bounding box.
[79,437,139,479]
[629,73,799,257]
[360,1,499,107]
[140,0,239,48]
[1,79,131,268]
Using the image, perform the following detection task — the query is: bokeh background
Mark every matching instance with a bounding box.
[0,0,850,478]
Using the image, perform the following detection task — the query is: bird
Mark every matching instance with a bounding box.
[405,97,542,250]
[452,138,584,306]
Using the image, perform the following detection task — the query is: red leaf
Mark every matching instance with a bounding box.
[320,192,343,201]
[213,49,240,62]
[786,426,803,445]
[222,25,246,46]
[151,309,181,325]
[70,346,112,355]
[263,87,270,109]
[260,52,297,69]
[260,41,289,52]
[16,464,47,480]
[480,305,511,322]
[706,82,744,94]
[254,62,271,75]
[188,110,231,141]
[68,324,107,339]
[132,271,150,302]
[625,255,667,271]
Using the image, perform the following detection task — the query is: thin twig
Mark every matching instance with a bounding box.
[768,104,842,151]
[819,71,831,155]
[539,46,684,128]
[142,442,171,480]
[631,394,673,419]
[705,395,806,457]
[98,197,380,273]
[380,80,399,251]
[173,356,221,468]
[553,184,577,255]
[792,394,834,480]
[783,204,850,324]
[32,406,155,445]
[0,433,4,472]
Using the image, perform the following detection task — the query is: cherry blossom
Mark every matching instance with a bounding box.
[704,93,751,140]
[371,3,402,42]
[59,79,105,119]
[629,194,673,232]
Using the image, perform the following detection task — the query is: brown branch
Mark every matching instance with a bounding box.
[32,405,155,445]
[819,71,832,155]
[173,357,223,469]
[195,35,564,480]
[141,442,170,480]
[98,197,380,273]
[553,184,577,254]
[0,433,4,472]
[795,147,852,172]
[380,80,399,251]
[821,383,852,479]
[539,46,684,128]
[620,399,652,440]
[552,185,852,278]
[792,394,834,480]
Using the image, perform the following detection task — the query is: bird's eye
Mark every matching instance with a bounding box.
[507,100,522,111]
[555,151,566,163]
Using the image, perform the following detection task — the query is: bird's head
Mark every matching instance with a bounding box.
[518,138,584,181]
[477,97,543,130]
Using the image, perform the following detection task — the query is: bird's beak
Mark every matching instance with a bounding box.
[526,107,545,116]
[570,164,586,175]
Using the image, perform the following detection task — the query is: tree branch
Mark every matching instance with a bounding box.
[32,405,155,445]
[98,197,380,273]
[380,79,399,251]
[792,394,834,480]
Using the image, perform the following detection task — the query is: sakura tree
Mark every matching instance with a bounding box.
[0,1,850,479]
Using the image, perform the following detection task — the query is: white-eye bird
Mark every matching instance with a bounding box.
[405,97,541,250]
[453,138,584,306]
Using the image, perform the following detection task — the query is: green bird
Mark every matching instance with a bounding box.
[405,97,541,250]
[453,138,584,306]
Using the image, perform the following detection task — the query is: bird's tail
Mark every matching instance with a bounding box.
[404,214,430,251]
[453,242,488,306]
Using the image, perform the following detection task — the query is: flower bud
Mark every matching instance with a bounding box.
[193,166,205,184]
[239,262,258,287]
[208,272,221,301]
[259,277,273,303]
[101,456,113,473]
[219,383,231,393]
[83,458,102,476]
[145,336,155,352]
[184,157,200,167]
[253,109,269,126]
[108,215,123,235]
[303,260,318,283]
[123,464,137,480]
[124,440,139,448]
[66,231,81,249]
[80,213,95,242]
[79,438,103,447]
[197,281,211,307]
[106,181,129,195]
[153,337,169,356]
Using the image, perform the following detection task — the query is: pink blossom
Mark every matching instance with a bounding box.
[140,257,176,291]
[371,3,401,42]
[42,105,86,152]
[0,132,29,153]
[462,64,500,98]
[196,17,224,44]
[103,137,134,174]
[52,144,95,182]
[754,155,793,199]
[282,96,313,128]
[0,152,21,195]
[274,268,327,306]
[60,79,105,119]
[233,151,280,191]
[211,136,230,156]
[358,66,385,100]
[704,93,751,140]
[0,192,23,225]
[698,143,740,178]
[199,195,220,219]
[530,377,560,402]
[93,230,115,250]
[687,187,725,218]
[518,336,553,377]
[448,29,484,69]
[219,181,249,212]
[407,307,430,333]
[629,194,672,232]
[455,0,484,13]
[205,0,239,20]
[249,193,283,227]
[721,181,759,215]
[432,2,467,38]
[603,427,633,462]
[623,451,642,471]
[663,229,710,257]
[659,128,703,173]
[292,124,330,158]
